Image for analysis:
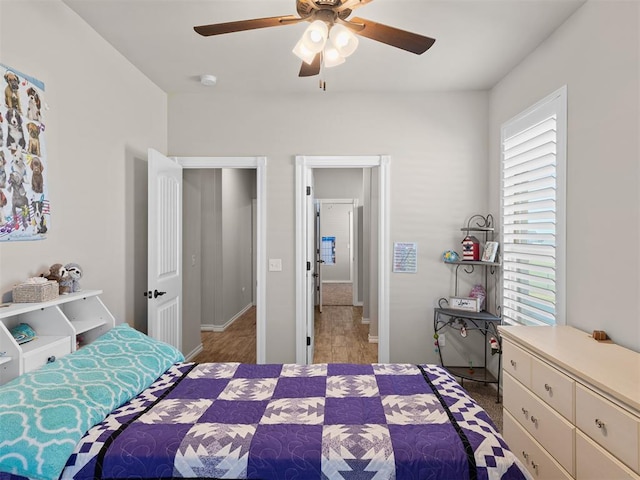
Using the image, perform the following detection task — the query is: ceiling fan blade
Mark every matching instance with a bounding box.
[335,0,374,13]
[299,53,322,77]
[194,15,303,36]
[349,17,435,55]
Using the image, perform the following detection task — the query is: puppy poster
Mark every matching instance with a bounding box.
[0,63,49,241]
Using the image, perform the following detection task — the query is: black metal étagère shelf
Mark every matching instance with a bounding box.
[435,213,503,402]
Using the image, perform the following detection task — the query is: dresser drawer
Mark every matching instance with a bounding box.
[504,410,572,480]
[22,338,70,373]
[576,430,640,479]
[504,372,575,475]
[503,340,532,387]
[576,383,639,473]
[531,355,575,423]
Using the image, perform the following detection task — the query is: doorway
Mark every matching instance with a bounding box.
[148,153,266,363]
[318,199,356,308]
[180,157,266,363]
[295,155,390,364]
[183,168,257,362]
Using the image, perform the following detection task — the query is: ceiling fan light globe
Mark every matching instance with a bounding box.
[323,46,345,68]
[293,39,317,64]
[302,20,328,53]
[329,24,358,57]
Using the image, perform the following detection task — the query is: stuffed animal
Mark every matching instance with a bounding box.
[43,263,70,294]
[64,263,83,292]
[58,269,73,295]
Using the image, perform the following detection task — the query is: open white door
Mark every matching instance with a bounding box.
[306,170,316,363]
[147,148,182,350]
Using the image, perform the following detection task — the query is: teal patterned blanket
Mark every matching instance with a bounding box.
[0,324,184,480]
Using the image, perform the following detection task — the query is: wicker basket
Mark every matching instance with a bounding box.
[12,281,59,303]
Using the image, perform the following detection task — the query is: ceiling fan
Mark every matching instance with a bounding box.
[194,0,435,78]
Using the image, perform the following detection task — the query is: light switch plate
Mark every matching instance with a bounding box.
[269,259,282,272]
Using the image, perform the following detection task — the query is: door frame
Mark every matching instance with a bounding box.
[177,156,267,364]
[295,155,390,363]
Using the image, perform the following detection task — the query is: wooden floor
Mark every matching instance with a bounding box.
[313,305,378,363]
[191,305,376,364]
[192,307,257,363]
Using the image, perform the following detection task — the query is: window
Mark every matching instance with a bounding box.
[500,86,567,326]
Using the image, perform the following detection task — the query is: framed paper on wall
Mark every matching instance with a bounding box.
[0,63,49,241]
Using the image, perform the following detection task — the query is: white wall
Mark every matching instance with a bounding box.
[489,0,640,351]
[182,169,203,357]
[169,91,489,363]
[0,0,167,326]
[221,169,254,322]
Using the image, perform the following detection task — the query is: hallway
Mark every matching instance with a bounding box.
[192,305,376,364]
[313,305,377,364]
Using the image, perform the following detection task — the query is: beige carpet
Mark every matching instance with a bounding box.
[322,283,353,306]
[463,381,503,432]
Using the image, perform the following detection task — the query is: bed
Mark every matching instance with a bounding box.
[0,325,530,480]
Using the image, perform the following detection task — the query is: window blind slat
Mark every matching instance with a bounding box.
[503,116,557,149]
[504,153,556,178]
[503,199,555,215]
[504,131,556,160]
[503,306,553,326]
[503,242,555,256]
[503,280,556,302]
[503,222,556,233]
[503,210,556,223]
[504,177,555,197]
[503,188,556,206]
[503,165,556,189]
[504,267,555,282]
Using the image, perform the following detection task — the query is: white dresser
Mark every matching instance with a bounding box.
[498,325,640,480]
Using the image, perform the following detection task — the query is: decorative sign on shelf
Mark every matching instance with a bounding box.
[393,242,417,273]
[1,63,49,242]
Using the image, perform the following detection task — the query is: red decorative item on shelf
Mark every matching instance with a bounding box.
[461,235,480,261]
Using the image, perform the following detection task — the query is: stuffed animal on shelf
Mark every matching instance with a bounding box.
[43,263,70,294]
[64,263,83,292]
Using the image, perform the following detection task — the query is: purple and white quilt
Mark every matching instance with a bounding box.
[56,362,528,480]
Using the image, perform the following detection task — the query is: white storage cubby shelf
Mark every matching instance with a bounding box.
[0,289,114,385]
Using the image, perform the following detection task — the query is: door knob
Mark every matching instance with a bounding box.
[154,289,167,298]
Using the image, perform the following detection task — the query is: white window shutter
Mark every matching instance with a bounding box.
[500,87,567,326]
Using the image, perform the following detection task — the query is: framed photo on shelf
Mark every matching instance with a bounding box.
[481,241,499,263]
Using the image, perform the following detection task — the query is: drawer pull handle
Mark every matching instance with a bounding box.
[510,360,516,367]
[544,383,551,392]
[595,418,605,429]
[521,407,528,416]
[531,461,538,473]
[47,356,56,364]
[530,415,538,425]
[521,451,529,460]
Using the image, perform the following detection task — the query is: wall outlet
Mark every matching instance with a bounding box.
[439,334,445,347]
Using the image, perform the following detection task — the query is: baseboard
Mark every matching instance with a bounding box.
[184,343,203,362]
[200,303,253,333]
[368,334,378,344]
[354,301,363,307]
[361,317,370,324]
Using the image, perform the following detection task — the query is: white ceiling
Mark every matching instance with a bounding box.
[62,0,585,94]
